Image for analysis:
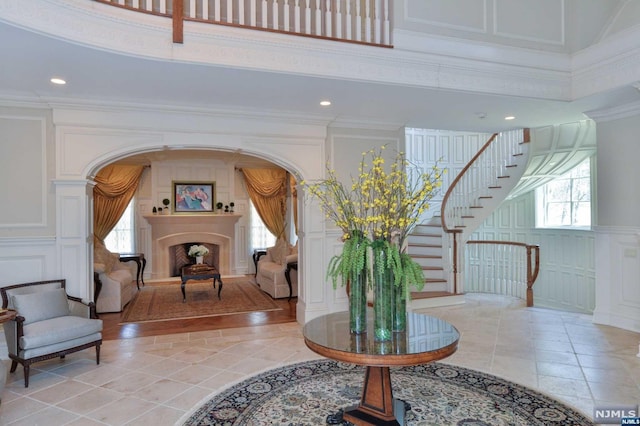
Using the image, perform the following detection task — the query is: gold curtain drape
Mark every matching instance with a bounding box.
[290,174,298,235]
[241,168,287,239]
[93,164,145,244]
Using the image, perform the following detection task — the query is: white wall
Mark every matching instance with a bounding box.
[593,112,640,332]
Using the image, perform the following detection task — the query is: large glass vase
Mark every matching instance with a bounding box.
[372,240,393,342]
[393,280,407,332]
[349,266,367,334]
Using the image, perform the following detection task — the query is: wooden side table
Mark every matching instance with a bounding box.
[119,253,146,290]
[0,309,17,401]
[284,260,297,300]
[252,248,267,277]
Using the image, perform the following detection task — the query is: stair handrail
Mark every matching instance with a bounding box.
[440,129,530,295]
[466,240,540,307]
[440,132,497,233]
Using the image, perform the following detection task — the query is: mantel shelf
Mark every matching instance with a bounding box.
[143,214,242,226]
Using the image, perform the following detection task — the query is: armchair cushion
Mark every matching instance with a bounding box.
[11,288,70,325]
[21,316,103,350]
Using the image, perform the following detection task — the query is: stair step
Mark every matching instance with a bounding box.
[488,186,502,189]
[506,164,517,168]
[411,254,442,259]
[479,196,493,199]
[470,206,483,209]
[408,243,442,248]
[411,291,456,300]
[497,175,510,179]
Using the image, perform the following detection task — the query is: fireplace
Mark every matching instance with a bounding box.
[144,214,242,279]
[169,242,220,276]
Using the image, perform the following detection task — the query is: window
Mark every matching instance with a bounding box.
[250,202,276,249]
[536,157,591,228]
[104,200,135,253]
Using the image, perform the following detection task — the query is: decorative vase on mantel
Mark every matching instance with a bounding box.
[196,256,204,265]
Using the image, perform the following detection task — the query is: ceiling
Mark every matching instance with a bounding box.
[1,9,640,145]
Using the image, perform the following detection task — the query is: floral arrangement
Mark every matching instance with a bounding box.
[188,244,209,257]
[302,146,443,294]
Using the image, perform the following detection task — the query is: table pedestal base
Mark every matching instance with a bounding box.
[327,366,408,426]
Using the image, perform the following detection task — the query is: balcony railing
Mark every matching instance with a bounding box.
[97,0,393,47]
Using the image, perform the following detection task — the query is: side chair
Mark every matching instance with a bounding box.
[0,279,103,387]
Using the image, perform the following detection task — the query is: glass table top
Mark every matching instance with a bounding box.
[303,309,459,359]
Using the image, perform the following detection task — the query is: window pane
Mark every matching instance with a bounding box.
[536,157,591,228]
[104,201,134,253]
[250,203,276,249]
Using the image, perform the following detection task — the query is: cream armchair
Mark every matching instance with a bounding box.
[256,240,298,299]
[94,241,136,313]
[0,279,103,388]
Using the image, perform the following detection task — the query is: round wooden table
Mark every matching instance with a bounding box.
[303,310,459,425]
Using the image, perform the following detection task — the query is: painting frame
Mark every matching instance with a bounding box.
[172,181,215,214]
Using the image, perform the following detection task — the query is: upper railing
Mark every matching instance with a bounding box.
[96,0,393,47]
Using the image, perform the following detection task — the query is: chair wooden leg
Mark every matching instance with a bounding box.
[23,365,30,388]
[96,344,101,365]
[9,360,17,373]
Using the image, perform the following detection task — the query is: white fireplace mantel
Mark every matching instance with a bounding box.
[144,214,242,279]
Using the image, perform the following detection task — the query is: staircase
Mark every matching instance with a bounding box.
[408,129,531,310]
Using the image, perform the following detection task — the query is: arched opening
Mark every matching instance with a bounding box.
[90,146,303,326]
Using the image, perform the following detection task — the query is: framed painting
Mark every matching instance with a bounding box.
[172,181,215,214]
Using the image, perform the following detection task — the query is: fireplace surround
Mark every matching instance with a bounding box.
[144,214,241,279]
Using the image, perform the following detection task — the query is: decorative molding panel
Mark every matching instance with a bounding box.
[0,237,57,287]
[404,0,488,33]
[0,114,47,228]
[494,0,565,45]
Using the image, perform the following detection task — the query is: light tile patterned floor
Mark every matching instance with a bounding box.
[1,293,639,425]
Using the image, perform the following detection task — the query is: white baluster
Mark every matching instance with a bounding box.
[226,0,232,23]
[160,0,166,14]
[305,0,311,34]
[335,0,342,39]
[215,0,221,21]
[315,0,322,36]
[132,0,139,8]
[188,0,196,18]
[284,0,290,31]
[117,0,125,5]
[295,0,301,33]
[250,0,256,26]
[374,0,380,44]
[345,0,351,40]
[355,0,361,41]
[203,0,209,19]
[273,0,279,30]
[144,0,152,12]
[325,0,332,38]
[383,0,389,44]
[239,0,245,24]
[364,0,371,42]
[262,0,268,27]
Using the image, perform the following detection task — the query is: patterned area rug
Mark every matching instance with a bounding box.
[120,278,282,323]
[184,359,593,425]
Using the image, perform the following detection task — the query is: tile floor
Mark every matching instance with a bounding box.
[0,293,639,425]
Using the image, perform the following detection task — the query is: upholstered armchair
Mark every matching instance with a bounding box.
[256,239,298,299]
[94,240,136,313]
[0,279,103,387]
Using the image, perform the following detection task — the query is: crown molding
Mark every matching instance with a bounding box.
[585,100,640,122]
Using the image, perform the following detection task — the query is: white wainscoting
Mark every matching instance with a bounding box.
[594,226,640,333]
[0,237,58,287]
[473,194,595,314]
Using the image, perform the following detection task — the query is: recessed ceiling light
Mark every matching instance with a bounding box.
[50,77,66,85]
[504,116,515,120]
[320,100,331,106]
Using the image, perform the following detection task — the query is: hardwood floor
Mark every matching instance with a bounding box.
[100,296,298,340]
